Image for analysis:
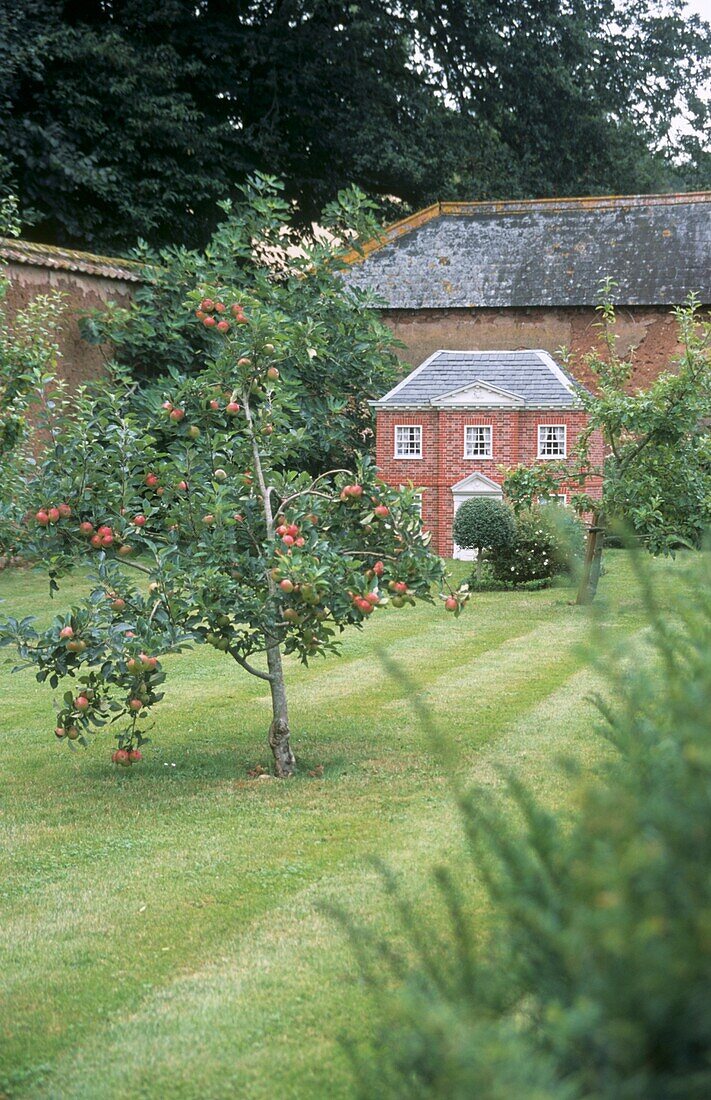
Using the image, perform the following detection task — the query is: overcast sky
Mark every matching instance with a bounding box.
[686,0,711,18]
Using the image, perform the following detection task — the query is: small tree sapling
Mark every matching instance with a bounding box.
[0,292,466,776]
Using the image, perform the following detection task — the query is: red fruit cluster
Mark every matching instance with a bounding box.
[55,725,80,740]
[339,484,363,502]
[34,502,71,526]
[76,521,133,555]
[196,298,247,328]
[275,521,305,548]
[111,748,142,767]
[126,653,158,673]
[161,400,185,422]
[351,591,380,616]
[89,524,115,549]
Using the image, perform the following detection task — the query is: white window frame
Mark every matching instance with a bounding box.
[394,424,423,460]
[538,493,568,506]
[537,424,567,459]
[463,424,493,459]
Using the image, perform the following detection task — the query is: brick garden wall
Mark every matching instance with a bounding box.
[381,305,693,393]
[376,407,603,557]
[3,261,134,388]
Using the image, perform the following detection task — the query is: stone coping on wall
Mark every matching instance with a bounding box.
[0,237,148,283]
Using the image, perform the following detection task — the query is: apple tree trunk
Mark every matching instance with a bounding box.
[265,635,296,777]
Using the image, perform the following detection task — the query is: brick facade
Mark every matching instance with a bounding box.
[376,406,603,558]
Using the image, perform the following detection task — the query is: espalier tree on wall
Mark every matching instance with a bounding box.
[0,294,465,777]
[0,195,65,467]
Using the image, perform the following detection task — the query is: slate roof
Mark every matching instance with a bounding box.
[373,350,581,408]
[344,192,711,308]
[0,237,146,282]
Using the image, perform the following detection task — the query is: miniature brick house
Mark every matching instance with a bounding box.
[372,349,604,559]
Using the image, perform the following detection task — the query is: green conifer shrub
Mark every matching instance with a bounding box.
[453,498,515,582]
[341,550,711,1099]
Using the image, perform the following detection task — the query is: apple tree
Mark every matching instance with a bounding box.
[0,293,465,776]
[503,295,711,602]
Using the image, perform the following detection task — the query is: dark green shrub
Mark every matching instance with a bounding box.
[489,505,585,586]
[453,498,515,581]
[342,551,711,1099]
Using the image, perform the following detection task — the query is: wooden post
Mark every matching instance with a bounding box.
[576,524,605,605]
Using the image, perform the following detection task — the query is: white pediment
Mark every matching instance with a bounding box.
[431,379,525,407]
[451,471,503,496]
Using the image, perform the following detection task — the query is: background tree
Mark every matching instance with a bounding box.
[0,1,708,253]
[80,175,402,475]
[503,297,711,601]
[0,281,465,778]
[452,497,515,582]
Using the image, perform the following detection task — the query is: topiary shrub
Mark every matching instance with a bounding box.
[489,505,585,586]
[453,497,515,581]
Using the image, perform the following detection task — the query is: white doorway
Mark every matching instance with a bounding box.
[451,472,504,560]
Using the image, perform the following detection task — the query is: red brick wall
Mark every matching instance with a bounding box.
[376,407,603,557]
[380,305,705,393]
[3,261,134,390]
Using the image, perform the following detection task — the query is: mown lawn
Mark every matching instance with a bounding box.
[0,552,687,1099]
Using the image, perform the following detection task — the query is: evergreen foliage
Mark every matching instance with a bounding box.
[453,497,515,581]
[341,550,711,1098]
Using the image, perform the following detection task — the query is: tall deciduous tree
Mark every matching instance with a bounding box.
[0,1,708,253]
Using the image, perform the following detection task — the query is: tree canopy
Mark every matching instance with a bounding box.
[0,0,709,253]
[80,175,402,476]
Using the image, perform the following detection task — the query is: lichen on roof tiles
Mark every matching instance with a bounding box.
[0,237,147,282]
[344,192,711,308]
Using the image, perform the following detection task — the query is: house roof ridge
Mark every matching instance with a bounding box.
[373,347,582,409]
